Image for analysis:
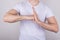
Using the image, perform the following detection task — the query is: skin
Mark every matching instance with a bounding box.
[3,0,58,33]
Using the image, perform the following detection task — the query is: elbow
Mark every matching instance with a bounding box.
[3,16,7,22]
[3,15,16,23]
[3,17,13,23]
[3,15,11,23]
[53,26,59,33]
[53,28,58,33]
[3,16,8,22]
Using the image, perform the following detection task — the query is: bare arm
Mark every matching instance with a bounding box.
[36,16,59,33]
[3,9,21,23]
[32,7,58,33]
[3,9,34,23]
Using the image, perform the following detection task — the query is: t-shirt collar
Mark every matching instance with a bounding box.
[27,1,41,8]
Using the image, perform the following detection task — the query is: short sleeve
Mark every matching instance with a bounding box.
[45,7,54,18]
[12,4,20,13]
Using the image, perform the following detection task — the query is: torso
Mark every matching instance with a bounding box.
[18,1,47,40]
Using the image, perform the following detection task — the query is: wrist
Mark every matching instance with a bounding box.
[17,16,23,21]
[36,20,41,24]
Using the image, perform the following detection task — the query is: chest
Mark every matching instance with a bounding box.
[20,4,33,15]
[19,4,46,22]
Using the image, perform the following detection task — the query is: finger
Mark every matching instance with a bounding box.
[33,12,37,17]
[32,7,35,13]
[32,7,37,15]
[32,7,37,17]
[32,7,34,11]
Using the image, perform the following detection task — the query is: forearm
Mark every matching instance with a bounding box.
[18,15,34,21]
[3,14,34,23]
[36,20,58,32]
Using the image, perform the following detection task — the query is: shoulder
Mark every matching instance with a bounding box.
[44,4,52,12]
[44,5,54,18]
[14,2,26,8]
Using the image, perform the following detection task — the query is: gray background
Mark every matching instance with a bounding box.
[0,0,60,40]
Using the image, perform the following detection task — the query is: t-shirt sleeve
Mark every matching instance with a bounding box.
[12,4,20,13]
[45,7,54,18]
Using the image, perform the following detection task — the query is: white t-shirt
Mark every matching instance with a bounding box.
[12,1,54,40]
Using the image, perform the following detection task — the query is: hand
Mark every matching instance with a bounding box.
[32,7,40,23]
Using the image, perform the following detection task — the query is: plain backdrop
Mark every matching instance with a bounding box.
[0,0,60,40]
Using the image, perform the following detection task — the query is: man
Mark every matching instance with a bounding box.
[3,0,58,40]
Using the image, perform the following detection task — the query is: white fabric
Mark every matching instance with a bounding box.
[12,1,54,40]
